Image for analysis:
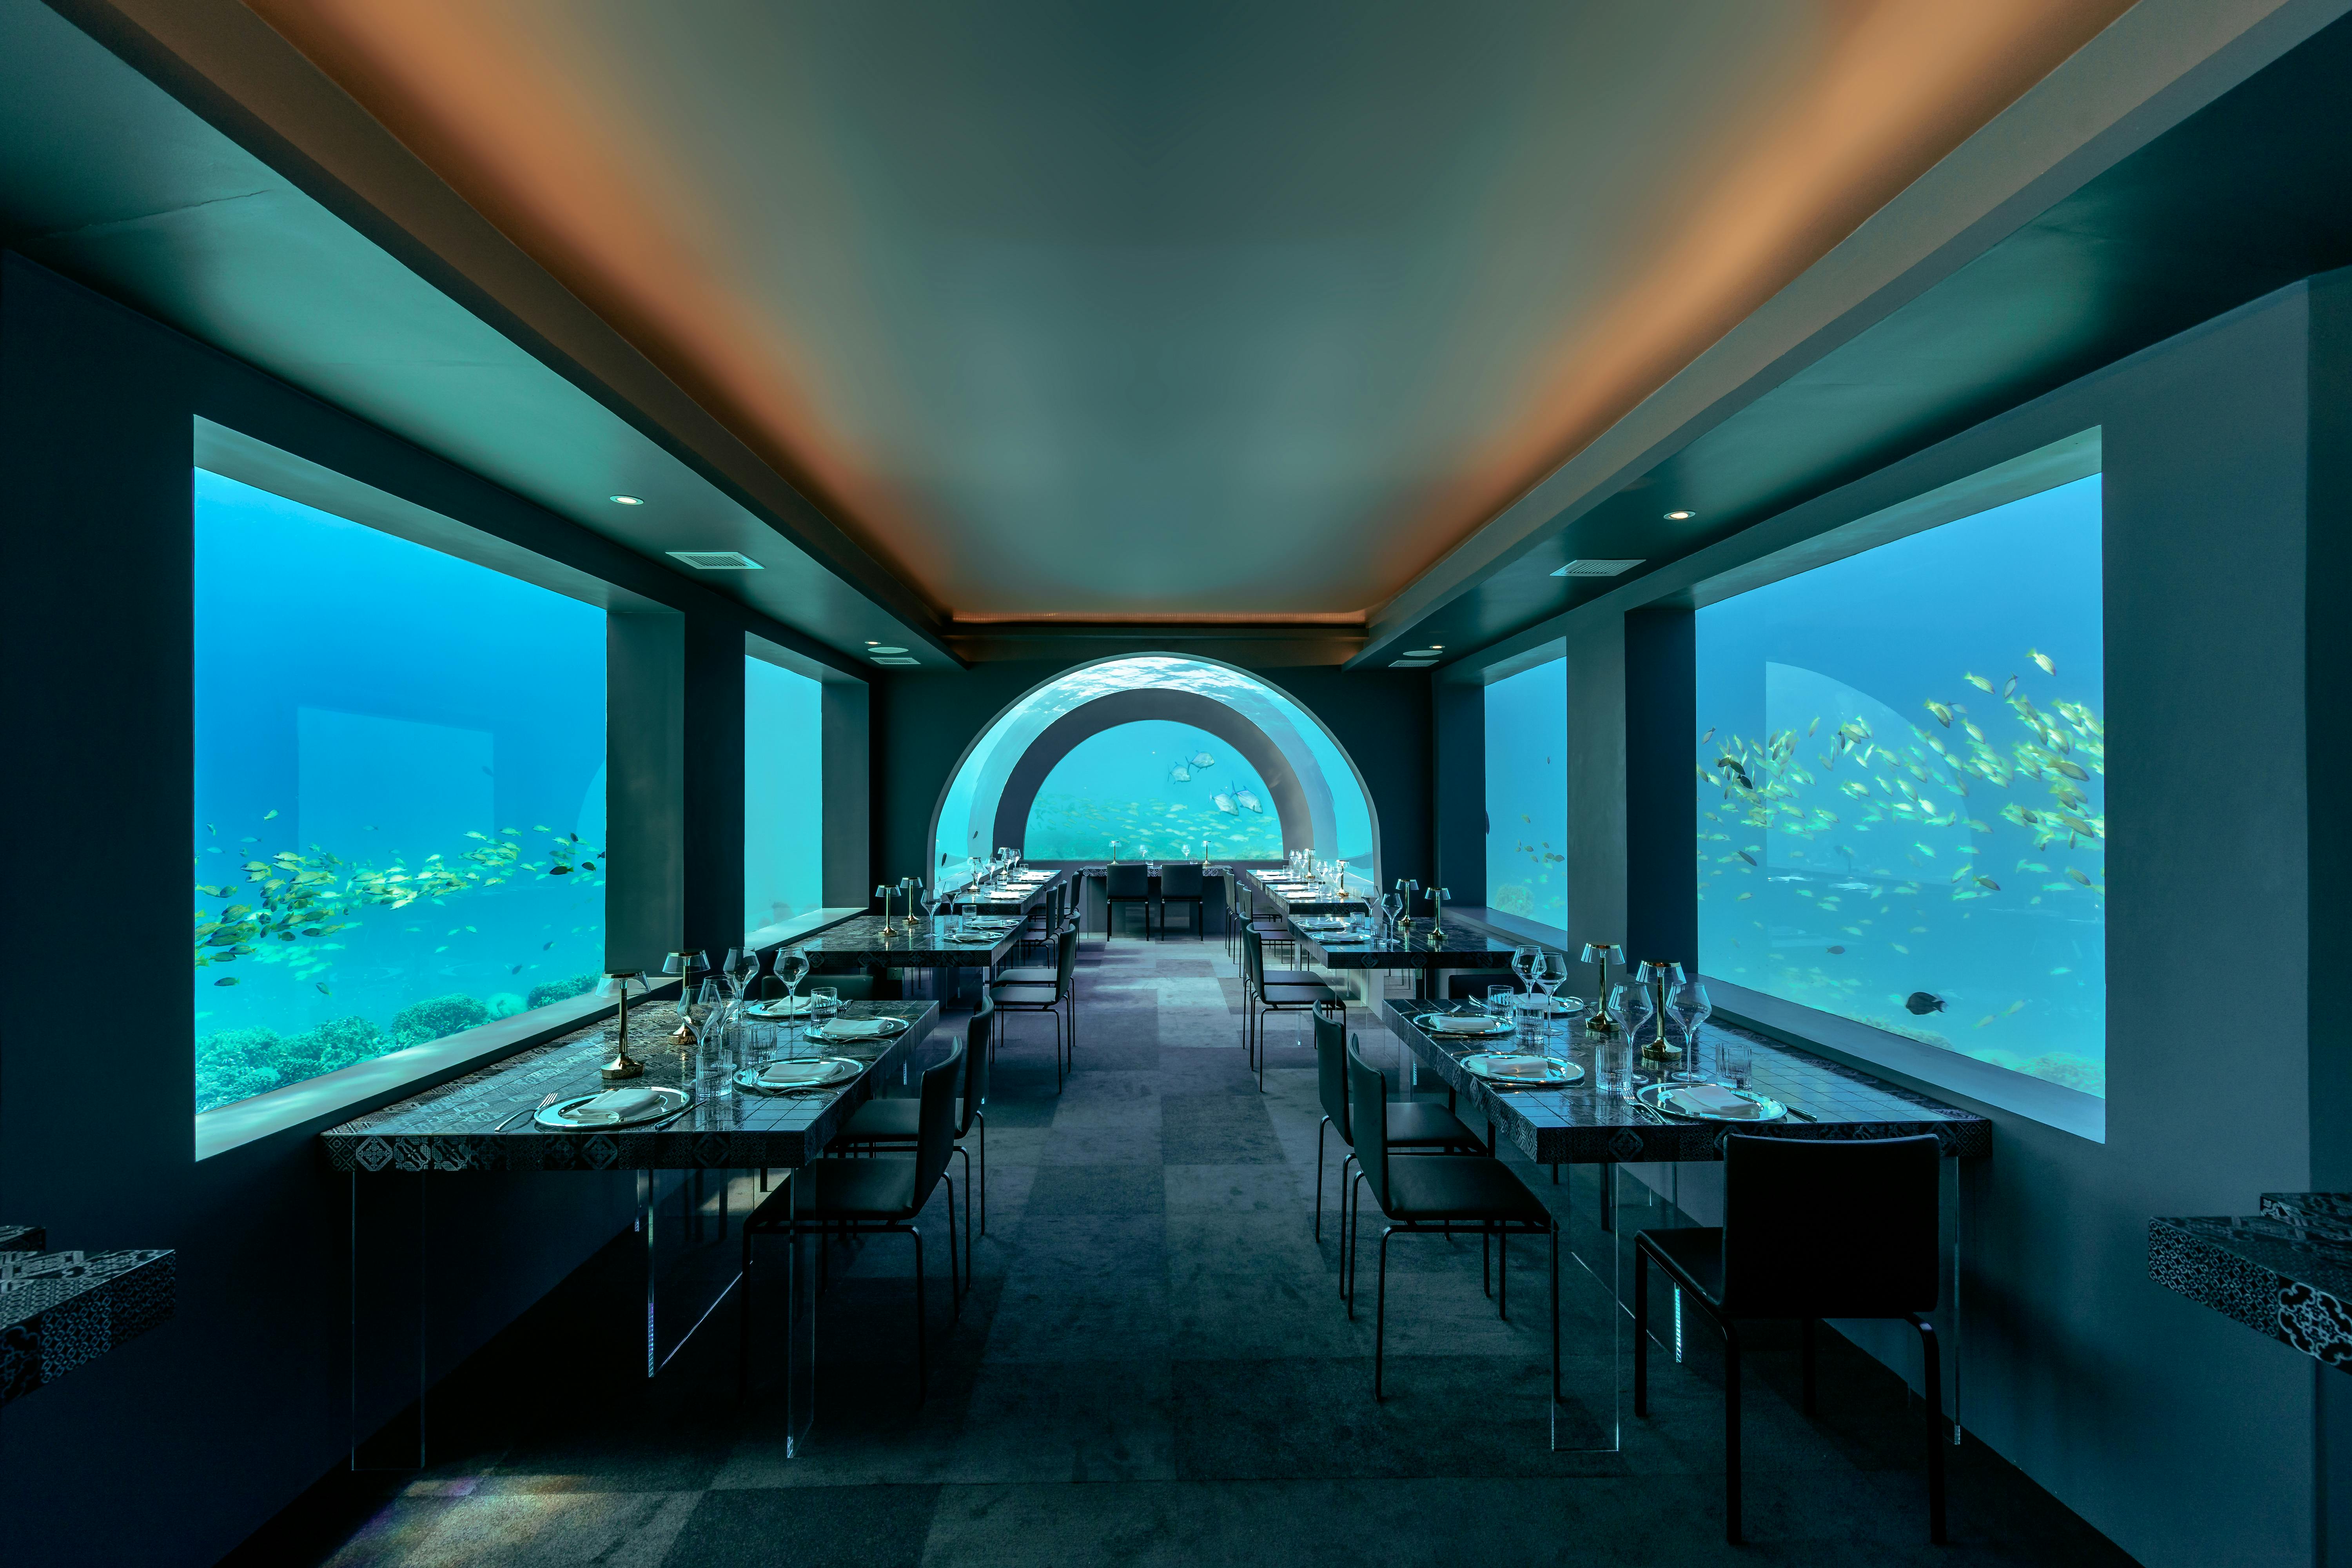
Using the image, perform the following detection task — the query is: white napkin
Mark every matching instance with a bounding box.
[1670,1083,1766,1118]
[749,996,813,1016]
[1475,1055,1557,1081]
[1428,1014,1510,1034]
[561,1088,663,1123]
[757,1059,848,1087]
[816,1016,898,1039]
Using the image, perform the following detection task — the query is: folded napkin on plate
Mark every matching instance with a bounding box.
[1428,1013,1509,1034]
[1477,1055,1557,1080]
[816,1016,898,1039]
[561,1087,663,1123]
[1669,1083,1765,1118]
[757,1060,846,1088]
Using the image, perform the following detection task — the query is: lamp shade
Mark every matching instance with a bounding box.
[1580,943,1625,966]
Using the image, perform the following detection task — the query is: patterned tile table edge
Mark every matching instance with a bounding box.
[0,1225,44,1254]
[320,1002,939,1173]
[0,1247,175,1406]
[2150,1214,2352,1368]
[1378,1001,1991,1166]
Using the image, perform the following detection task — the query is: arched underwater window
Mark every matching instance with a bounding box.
[931,656,1377,889]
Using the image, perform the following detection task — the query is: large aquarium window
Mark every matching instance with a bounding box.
[745,653,823,934]
[1485,657,1568,927]
[1024,720,1284,861]
[934,656,1376,889]
[194,470,607,1114]
[1696,474,2105,1098]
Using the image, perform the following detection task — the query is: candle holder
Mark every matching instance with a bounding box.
[1635,959,1686,1068]
[661,951,709,1045]
[1581,942,1626,1036]
[598,971,646,1080]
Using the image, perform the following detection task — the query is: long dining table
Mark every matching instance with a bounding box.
[1374,995,1989,1450]
[1285,913,1516,998]
[1240,866,1369,918]
[322,995,944,1460]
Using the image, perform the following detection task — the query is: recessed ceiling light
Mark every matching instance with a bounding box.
[864,641,879,646]
[1552,559,1645,577]
[666,550,763,570]
[1390,658,1437,669]
[867,646,907,656]
[610,494,645,506]
[1664,510,1695,521]
[872,656,920,666]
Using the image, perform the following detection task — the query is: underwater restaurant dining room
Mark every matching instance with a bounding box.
[9,2,2352,1565]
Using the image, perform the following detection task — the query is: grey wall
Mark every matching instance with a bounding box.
[1550,280,2325,1566]
[0,255,867,1566]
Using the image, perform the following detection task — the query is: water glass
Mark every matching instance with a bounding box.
[1485,984,1516,1022]
[1718,1035,1753,1088]
[809,985,842,1044]
[1595,1039,1634,1100]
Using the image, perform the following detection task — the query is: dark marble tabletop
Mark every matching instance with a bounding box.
[940,868,1070,915]
[2,1241,175,1405]
[320,999,941,1173]
[1289,915,1517,969]
[2150,1195,2352,1368]
[1377,1000,1992,1166]
[792,916,1022,969]
[1240,868,1368,917]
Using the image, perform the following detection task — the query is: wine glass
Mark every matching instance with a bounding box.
[1510,946,1538,1001]
[1668,978,1714,1082]
[1380,891,1403,932]
[1609,979,1653,1079]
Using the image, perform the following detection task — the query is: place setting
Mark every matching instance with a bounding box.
[531,1083,695,1130]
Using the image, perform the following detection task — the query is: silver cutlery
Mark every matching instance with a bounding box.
[1784,1105,1820,1122]
[492,1092,561,1132]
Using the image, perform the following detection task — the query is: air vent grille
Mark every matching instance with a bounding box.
[1552,558,1643,577]
[666,550,764,570]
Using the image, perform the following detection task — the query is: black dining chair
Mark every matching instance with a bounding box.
[1345,1044,1556,1401]
[739,1043,963,1405]
[1240,926,1339,1092]
[835,1002,995,1276]
[1157,862,1207,940]
[991,922,1079,1090]
[1635,1132,1946,1545]
[1018,880,1060,962]
[1105,862,1154,942]
[1445,969,1523,1001]
[1311,1009,1484,1280]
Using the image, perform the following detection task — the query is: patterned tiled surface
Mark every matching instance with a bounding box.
[0,1225,42,1254]
[2149,1204,2352,1368]
[1290,916,1517,970]
[1380,1000,1992,1165]
[0,1245,175,1406]
[319,1001,940,1173]
[795,917,1020,970]
[1239,868,1367,917]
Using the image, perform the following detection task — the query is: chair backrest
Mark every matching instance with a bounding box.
[1312,1004,1350,1140]
[825,972,881,1002]
[752,973,786,1000]
[914,1045,965,1200]
[1719,1132,1942,1317]
[1239,926,1264,990]
[1445,969,1523,1000]
[1053,924,1080,995]
[1345,1044,1390,1213]
[959,1003,993,1136]
[1107,862,1150,898]
[1160,862,1205,897]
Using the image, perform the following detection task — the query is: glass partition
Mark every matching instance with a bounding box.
[744,654,824,933]
[193,470,606,1113]
[1022,719,1284,861]
[1695,474,2105,1097]
[1485,657,1568,927]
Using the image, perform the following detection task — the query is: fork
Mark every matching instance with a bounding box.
[492,1092,561,1132]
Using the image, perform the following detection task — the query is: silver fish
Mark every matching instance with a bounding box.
[1190,752,1216,769]
[1234,787,1264,814]
[1212,793,1238,816]
[1168,764,1191,782]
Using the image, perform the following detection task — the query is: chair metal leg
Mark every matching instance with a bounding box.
[1314,1118,1329,1241]
[1724,1320,1743,1544]
[1499,1229,1508,1320]
[1374,1227,1392,1400]
[910,1228,927,1405]
[1802,1316,1817,1414]
[1633,1244,1649,1416]
[1483,1229,1490,1297]
[737,1222,756,1401]
[1915,1313,1947,1543]
[946,1180,962,1321]
[1338,1154,1358,1299]
[1347,1172,1364,1319]
[977,1113,988,1235]
[1550,1221,1561,1403]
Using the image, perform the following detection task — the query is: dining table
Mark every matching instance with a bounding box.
[322,995,943,1461]
[1375,995,1989,1452]
[937,867,1070,918]
[1285,912,1516,998]
[1240,866,1369,918]
[793,914,1030,982]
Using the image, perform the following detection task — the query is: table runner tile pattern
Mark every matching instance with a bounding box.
[321,1001,940,1173]
[0,1246,175,1405]
[2149,1209,2352,1367]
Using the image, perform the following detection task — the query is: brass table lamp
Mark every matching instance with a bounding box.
[1581,943,1625,1035]
[598,971,646,1080]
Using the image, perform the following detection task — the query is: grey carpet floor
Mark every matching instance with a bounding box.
[232,937,2134,1567]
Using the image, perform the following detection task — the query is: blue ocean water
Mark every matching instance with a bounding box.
[1485,658,1568,926]
[1024,720,1284,860]
[193,471,607,1111]
[1695,475,2105,1095]
[743,654,824,931]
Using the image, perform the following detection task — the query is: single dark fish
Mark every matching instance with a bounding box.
[1826,946,1845,955]
[1904,991,1947,1015]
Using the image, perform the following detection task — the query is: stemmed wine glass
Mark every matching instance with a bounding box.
[1668,977,1714,1083]
[1379,890,1404,933]
[1509,947,1538,1033]
[1609,978,1653,1082]
[1529,951,1568,1055]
